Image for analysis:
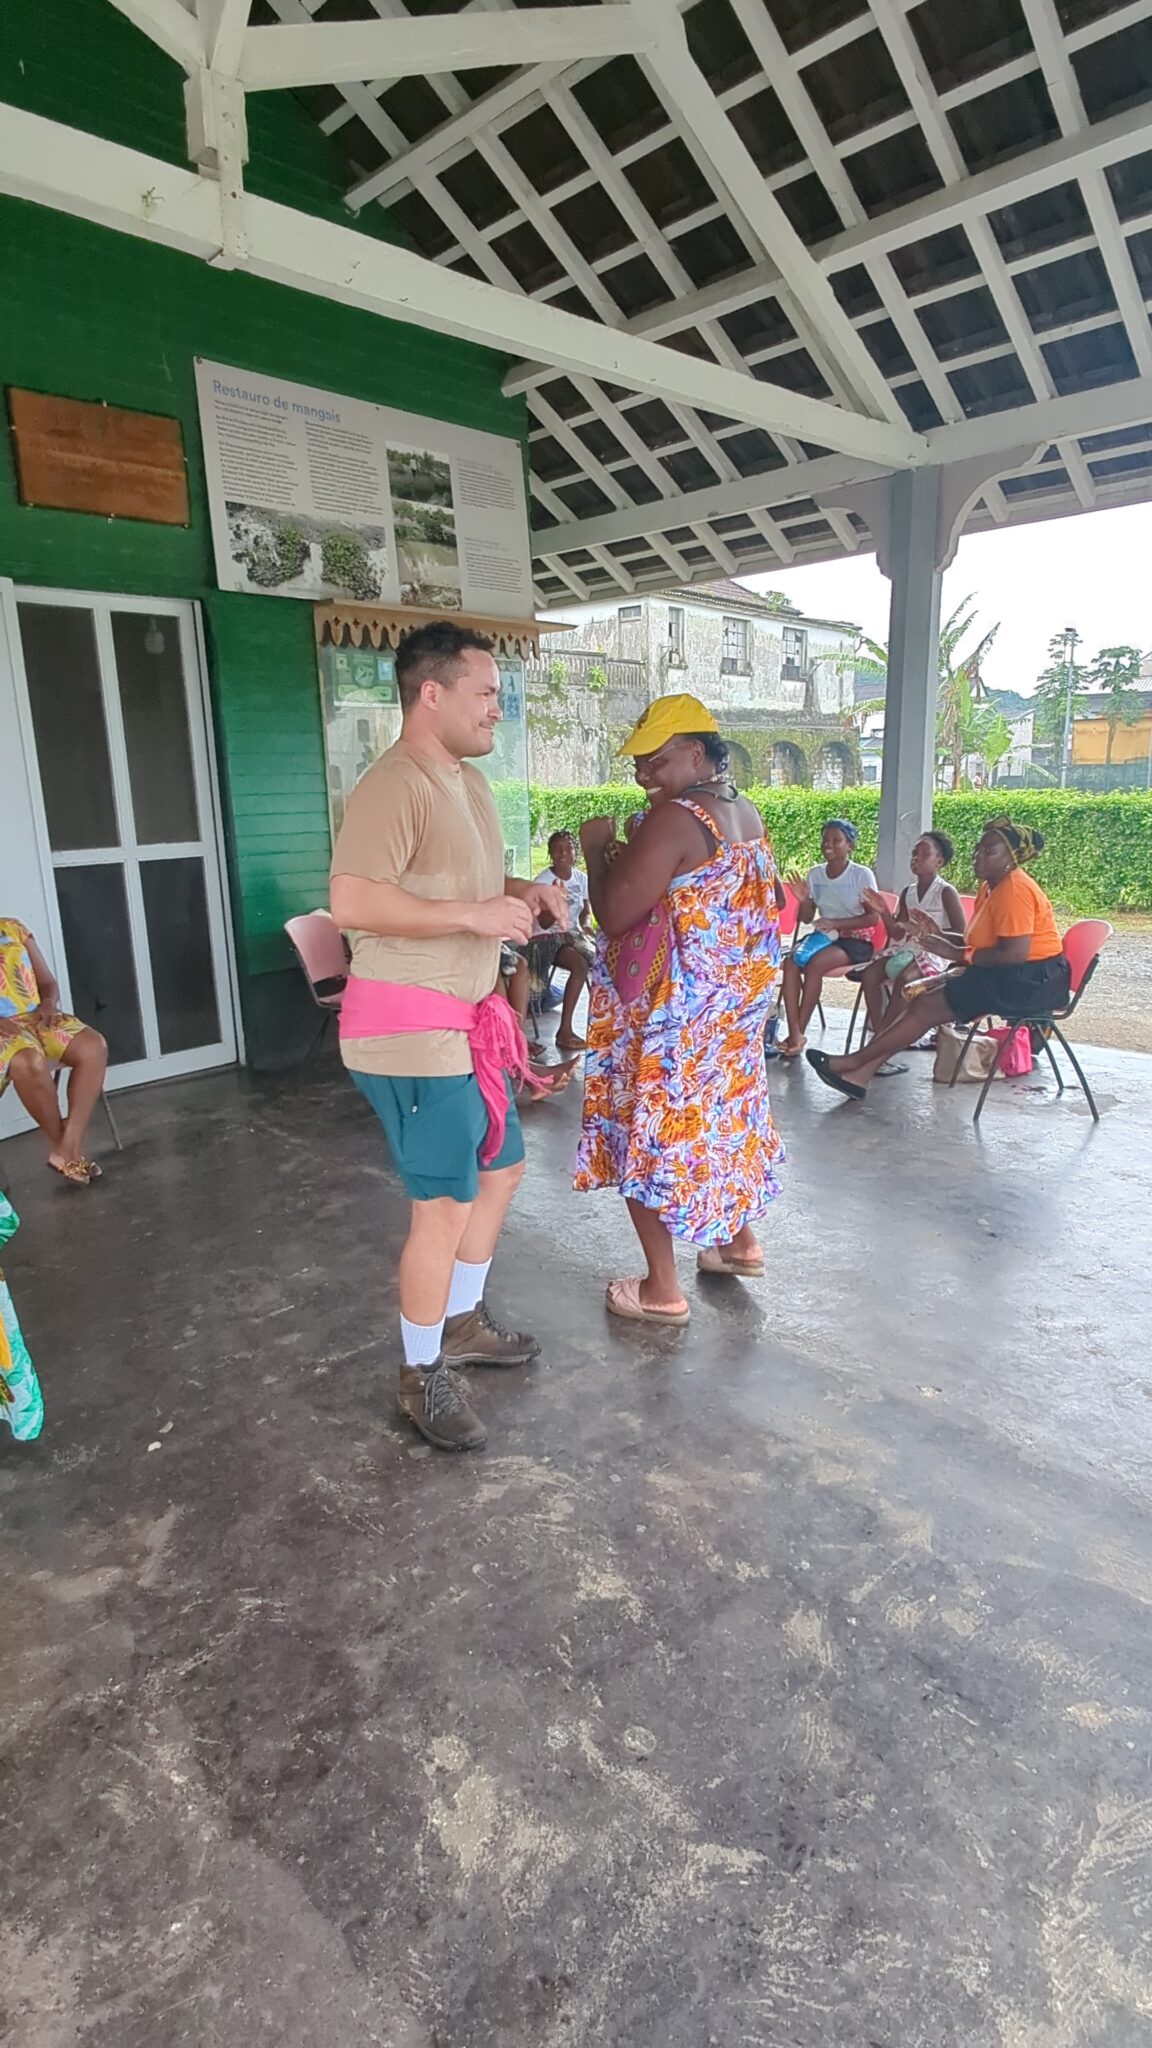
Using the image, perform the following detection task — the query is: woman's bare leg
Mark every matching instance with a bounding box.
[797,946,854,1037]
[780,956,805,1053]
[506,957,538,1044]
[861,958,888,1037]
[6,1047,65,1154]
[57,1029,108,1163]
[725,1222,761,1260]
[554,944,589,1050]
[625,1198,687,1310]
[827,988,952,1085]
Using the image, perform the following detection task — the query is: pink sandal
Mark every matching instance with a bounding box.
[696,1247,764,1277]
[606,1277,690,1325]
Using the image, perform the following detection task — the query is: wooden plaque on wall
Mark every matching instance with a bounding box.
[7,388,190,525]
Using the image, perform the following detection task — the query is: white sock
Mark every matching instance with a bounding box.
[446,1258,491,1319]
[400,1315,444,1368]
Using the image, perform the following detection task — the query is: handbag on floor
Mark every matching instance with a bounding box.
[933,1022,999,1085]
[989,1024,1034,1076]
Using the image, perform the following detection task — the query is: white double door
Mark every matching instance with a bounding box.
[0,584,238,1138]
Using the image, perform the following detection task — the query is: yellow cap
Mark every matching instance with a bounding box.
[618,692,719,757]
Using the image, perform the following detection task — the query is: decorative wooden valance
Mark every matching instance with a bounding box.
[314,601,562,660]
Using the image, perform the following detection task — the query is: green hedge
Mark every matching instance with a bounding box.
[528,785,1152,912]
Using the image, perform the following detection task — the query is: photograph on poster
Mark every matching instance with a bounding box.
[387,446,460,609]
[225,502,388,600]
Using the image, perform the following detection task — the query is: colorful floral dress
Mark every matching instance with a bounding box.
[574,803,785,1246]
[0,1194,43,1443]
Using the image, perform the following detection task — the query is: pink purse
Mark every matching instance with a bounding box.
[989,1024,1034,1076]
[604,904,672,1004]
[601,841,673,1004]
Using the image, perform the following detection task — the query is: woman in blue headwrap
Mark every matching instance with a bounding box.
[779,819,878,1059]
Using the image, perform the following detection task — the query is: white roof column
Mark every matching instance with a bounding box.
[875,468,945,890]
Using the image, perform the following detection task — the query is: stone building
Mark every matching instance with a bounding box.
[530,580,862,788]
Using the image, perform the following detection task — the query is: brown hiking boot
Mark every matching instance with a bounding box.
[398,1361,487,1452]
[441,1301,540,1369]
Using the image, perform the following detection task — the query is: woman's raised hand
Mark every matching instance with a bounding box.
[579,816,618,859]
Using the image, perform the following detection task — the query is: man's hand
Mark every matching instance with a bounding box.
[579,816,618,861]
[520,880,567,931]
[466,896,534,943]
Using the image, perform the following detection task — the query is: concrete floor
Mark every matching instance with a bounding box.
[2,1033,1151,2048]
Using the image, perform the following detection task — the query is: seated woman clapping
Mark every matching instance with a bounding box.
[806,816,1068,1104]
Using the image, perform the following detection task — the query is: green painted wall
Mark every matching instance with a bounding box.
[0,1,527,1064]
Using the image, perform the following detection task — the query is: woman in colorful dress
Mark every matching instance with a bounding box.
[0,1192,44,1443]
[0,917,109,1186]
[574,694,785,1325]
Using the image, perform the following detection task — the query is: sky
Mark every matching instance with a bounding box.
[742,498,1152,697]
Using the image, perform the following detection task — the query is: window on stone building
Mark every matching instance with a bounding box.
[668,606,685,665]
[782,625,808,678]
[721,614,750,672]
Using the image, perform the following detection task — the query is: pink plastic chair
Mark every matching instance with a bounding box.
[839,891,900,1051]
[285,911,349,1060]
[951,917,1113,1123]
[778,880,800,941]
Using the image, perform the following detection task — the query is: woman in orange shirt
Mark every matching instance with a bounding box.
[806,816,1069,1103]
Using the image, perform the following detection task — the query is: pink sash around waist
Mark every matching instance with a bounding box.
[339,977,532,1164]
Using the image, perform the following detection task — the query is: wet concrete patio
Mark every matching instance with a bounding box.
[2,1036,1151,2047]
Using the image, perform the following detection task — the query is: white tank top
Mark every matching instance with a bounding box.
[902,872,949,932]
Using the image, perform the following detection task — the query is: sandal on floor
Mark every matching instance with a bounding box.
[47,1158,93,1187]
[874,1061,908,1078]
[805,1049,868,1102]
[606,1277,690,1325]
[696,1247,764,1277]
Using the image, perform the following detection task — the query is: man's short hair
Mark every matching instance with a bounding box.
[395,620,494,710]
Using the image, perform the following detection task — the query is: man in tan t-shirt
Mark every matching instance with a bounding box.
[330,621,566,1453]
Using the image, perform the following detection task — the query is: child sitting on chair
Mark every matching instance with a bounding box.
[858,831,967,1039]
[779,821,877,1060]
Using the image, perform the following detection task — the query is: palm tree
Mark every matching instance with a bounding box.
[849,596,1000,791]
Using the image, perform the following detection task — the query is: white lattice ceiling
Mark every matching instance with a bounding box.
[253,0,1152,608]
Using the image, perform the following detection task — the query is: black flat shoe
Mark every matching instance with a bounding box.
[806,1048,867,1101]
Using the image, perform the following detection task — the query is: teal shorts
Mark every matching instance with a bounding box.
[351,1070,524,1203]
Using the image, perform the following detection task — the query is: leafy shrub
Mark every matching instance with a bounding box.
[525,785,1152,911]
[321,528,380,600]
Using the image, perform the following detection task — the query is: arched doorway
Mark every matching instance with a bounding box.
[769,740,806,786]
